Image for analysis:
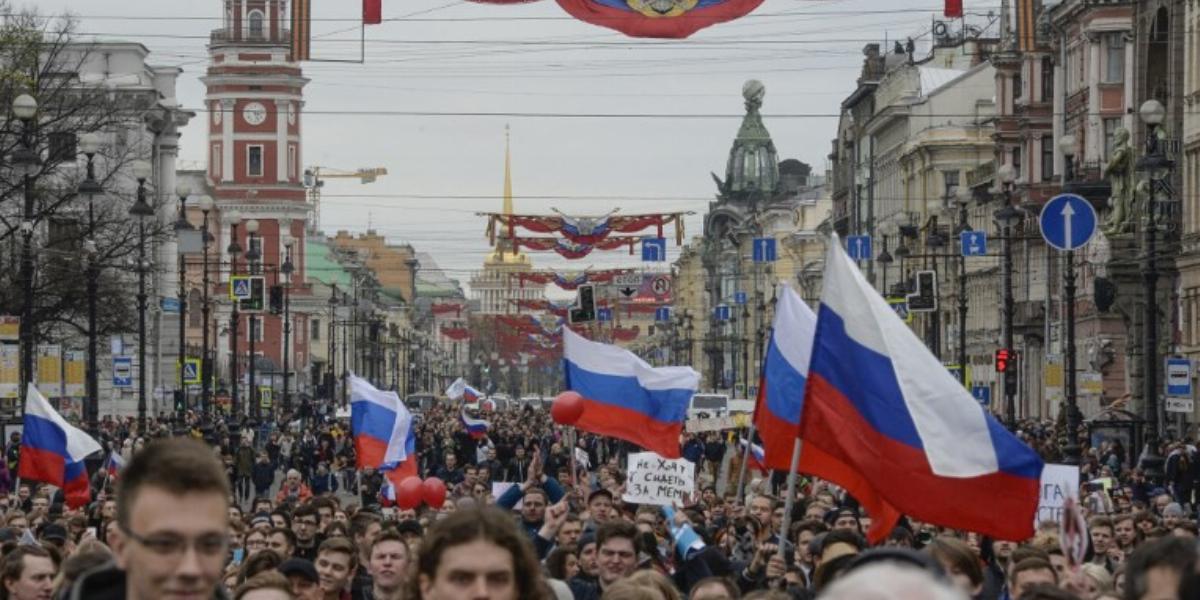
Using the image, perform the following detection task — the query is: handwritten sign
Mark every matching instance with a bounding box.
[622,452,695,507]
[1035,463,1080,527]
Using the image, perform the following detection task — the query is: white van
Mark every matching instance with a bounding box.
[688,393,730,419]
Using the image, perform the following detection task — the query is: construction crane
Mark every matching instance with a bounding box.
[304,166,388,234]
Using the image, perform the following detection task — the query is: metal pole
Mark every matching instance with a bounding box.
[734,421,757,503]
[1144,184,1159,438]
[1003,220,1016,427]
[1064,249,1081,464]
[18,126,36,410]
[958,223,968,386]
[86,203,99,432]
[777,438,803,560]
[201,210,212,416]
[283,266,291,418]
[230,224,241,418]
[137,217,148,433]
[178,248,187,421]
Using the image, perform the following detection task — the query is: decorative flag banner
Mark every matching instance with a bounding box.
[753,284,816,470]
[511,269,632,290]
[739,437,768,474]
[460,410,491,439]
[511,236,642,259]
[798,234,1044,543]
[18,385,101,508]
[106,451,126,479]
[363,0,383,24]
[350,374,413,470]
[563,328,698,458]
[484,212,684,248]
[555,0,765,39]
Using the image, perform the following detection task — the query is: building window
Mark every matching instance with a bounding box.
[288,145,296,179]
[1042,135,1054,182]
[1104,118,1121,159]
[1041,57,1054,102]
[1105,33,1125,83]
[311,318,321,341]
[248,10,264,39]
[212,144,222,178]
[1014,72,1023,100]
[247,145,263,177]
[1012,146,1022,181]
[942,170,959,199]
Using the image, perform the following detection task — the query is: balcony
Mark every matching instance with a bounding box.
[210,28,290,46]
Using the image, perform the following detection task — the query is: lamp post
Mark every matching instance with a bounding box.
[1059,134,1082,465]
[327,284,337,411]
[877,233,894,295]
[12,94,39,408]
[197,195,215,415]
[281,235,294,419]
[227,211,243,418]
[174,182,194,422]
[994,164,1021,427]
[77,132,102,432]
[244,219,261,421]
[955,186,972,387]
[129,160,154,433]
[1136,99,1173,440]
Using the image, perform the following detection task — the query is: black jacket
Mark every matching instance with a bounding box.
[67,563,230,600]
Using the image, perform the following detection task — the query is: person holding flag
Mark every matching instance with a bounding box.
[17,385,101,509]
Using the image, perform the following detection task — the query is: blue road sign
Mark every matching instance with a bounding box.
[161,298,181,313]
[113,356,133,388]
[752,237,777,263]
[971,385,991,406]
[846,235,873,261]
[230,276,252,299]
[641,238,667,262]
[734,291,747,305]
[960,231,988,257]
[654,307,671,322]
[1166,358,1193,397]
[1039,193,1098,251]
[714,305,731,321]
[597,308,612,322]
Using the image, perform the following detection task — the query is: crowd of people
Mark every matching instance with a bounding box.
[0,402,1195,600]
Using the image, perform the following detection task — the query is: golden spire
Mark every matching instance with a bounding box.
[488,124,530,266]
[503,124,513,217]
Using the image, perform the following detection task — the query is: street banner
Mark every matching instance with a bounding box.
[0,345,18,399]
[622,451,695,507]
[1035,463,1080,526]
[63,351,85,398]
[36,345,62,398]
[0,317,18,341]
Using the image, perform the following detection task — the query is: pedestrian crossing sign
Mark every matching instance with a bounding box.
[181,358,201,385]
[230,276,252,300]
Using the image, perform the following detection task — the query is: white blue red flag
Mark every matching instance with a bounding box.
[350,374,413,470]
[563,328,698,458]
[753,284,816,470]
[739,437,769,474]
[460,410,490,439]
[798,235,1044,543]
[106,451,125,479]
[18,385,101,508]
[445,378,483,403]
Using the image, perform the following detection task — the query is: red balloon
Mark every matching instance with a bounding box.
[396,477,424,510]
[552,391,585,425]
[422,477,448,509]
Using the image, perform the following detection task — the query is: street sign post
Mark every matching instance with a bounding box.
[971,385,991,406]
[1165,397,1194,414]
[752,237,777,263]
[1039,194,1098,251]
[113,356,133,388]
[230,276,252,300]
[641,238,667,262]
[651,275,671,297]
[182,358,202,385]
[734,291,747,305]
[960,231,988,257]
[1166,358,1192,398]
[597,308,612,322]
[714,305,731,321]
[654,307,671,322]
[614,273,642,287]
[846,235,872,261]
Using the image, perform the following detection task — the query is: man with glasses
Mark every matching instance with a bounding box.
[68,437,231,599]
[245,529,269,560]
[292,504,323,561]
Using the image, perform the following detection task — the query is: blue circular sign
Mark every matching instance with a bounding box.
[1039,193,1098,251]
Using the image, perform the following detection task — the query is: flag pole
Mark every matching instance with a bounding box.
[734,421,756,503]
[777,437,802,560]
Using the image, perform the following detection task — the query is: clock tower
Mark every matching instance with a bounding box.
[201,0,312,405]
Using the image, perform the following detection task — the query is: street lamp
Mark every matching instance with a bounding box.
[174,182,196,422]
[129,159,154,433]
[1137,99,1173,443]
[281,233,294,419]
[77,132,103,432]
[1059,134,1077,183]
[227,211,243,418]
[12,94,39,408]
[327,284,338,415]
[196,195,215,415]
[994,164,1021,427]
[244,218,260,421]
[955,186,973,387]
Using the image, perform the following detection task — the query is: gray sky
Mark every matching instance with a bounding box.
[33,0,971,294]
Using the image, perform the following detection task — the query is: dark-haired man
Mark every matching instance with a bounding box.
[1,545,55,600]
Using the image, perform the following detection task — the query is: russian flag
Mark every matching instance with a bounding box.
[460,410,490,439]
[739,437,768,474]
[798,235,1044,543]
[18,385,101,509]
[106,451,125,479]
[445,378,483,403]
[753,284,816,470]
[382,427,418,488]
[350,374,413,470]
[379,478,397,507]
[563,328,698,459]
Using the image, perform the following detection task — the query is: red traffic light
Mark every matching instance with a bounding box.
[995,349,1012,373]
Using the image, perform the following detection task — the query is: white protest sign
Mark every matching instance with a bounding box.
[622,451,695,507]
[1035,463,1080,527]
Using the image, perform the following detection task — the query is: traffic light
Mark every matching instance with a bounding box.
[269,285,284,314]
[569,285,596,324]
[995,349,1012,373]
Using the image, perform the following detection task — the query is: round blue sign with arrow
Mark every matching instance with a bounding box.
[1039,193,1098,251]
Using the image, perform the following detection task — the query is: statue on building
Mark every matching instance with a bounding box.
[1102,127,1134,235]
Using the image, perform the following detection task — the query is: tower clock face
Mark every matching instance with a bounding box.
[242,102,267,126]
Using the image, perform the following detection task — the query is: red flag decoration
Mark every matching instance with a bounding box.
[555,0,765,39]
[944,0,962,18]
[363,0,383,25]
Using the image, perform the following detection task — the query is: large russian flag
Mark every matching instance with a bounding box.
[350,374,413,470]
[563,328,697,458]
[799,235,1044,543]
[753,284,816,470]
[18,385,101,509]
